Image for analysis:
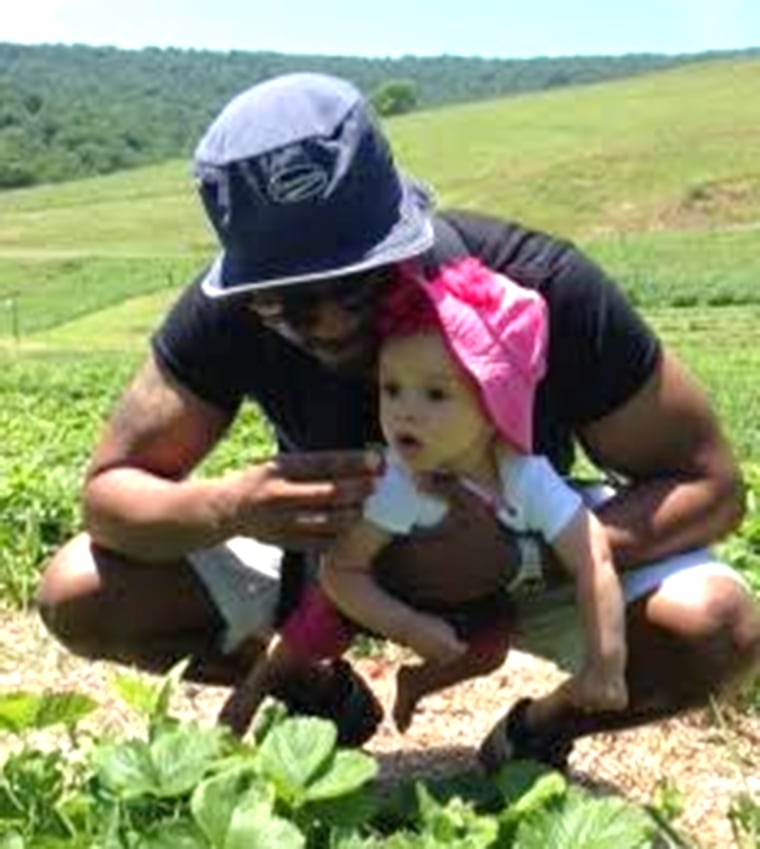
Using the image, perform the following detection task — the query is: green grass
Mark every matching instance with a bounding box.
[0,257,202,336]
[0,59,759,337]
[586,229,760,309]
[1,300,757,606]
[0,160,207,252]
[392,60,760,237]
[0,58,759,607]
[647,305,760,463]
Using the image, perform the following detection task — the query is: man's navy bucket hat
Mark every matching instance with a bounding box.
[194,73,435,298]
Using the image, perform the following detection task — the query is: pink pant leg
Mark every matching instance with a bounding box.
[280,584,356,660]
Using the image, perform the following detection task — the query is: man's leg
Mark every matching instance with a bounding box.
[37,533,247,683]
[480,569,760,770]
[36,533,384,744]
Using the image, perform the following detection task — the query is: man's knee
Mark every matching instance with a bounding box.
[639,574,760,696]
[690,578,760,668]
[36,534,104,656]
[648,573,754,636]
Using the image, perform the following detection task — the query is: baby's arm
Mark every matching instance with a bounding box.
[321,520,467,664]
[552,506,628,710]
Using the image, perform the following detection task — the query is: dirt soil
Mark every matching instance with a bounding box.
[2,607,758,848]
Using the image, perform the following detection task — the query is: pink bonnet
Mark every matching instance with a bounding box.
[422,257,548,453]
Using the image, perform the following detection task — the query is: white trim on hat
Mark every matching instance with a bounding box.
[200,218,434,298]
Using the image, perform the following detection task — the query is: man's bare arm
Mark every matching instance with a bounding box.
[83,354,242,560]
[579,349,745,567]
[84,354,379,562]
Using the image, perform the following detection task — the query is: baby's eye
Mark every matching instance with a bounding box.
[426,387,448,402]
[381,380,401,399]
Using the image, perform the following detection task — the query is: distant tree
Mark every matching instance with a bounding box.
[0,42,755,188]
[0,128,37,187]
[371,79,418,116]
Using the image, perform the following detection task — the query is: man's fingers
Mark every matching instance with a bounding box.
[277,450,383,481]
[292,505,363,531]
[268,477,376,508]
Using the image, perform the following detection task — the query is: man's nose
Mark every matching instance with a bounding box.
[309,299,356,338]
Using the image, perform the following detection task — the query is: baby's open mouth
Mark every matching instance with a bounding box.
[395,432,422,450]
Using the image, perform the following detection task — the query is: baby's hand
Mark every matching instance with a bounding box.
[403,613,467,664]
[566,661,628,712]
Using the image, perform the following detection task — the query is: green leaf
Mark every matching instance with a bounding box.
[138,818,208,848]
[303,750,377,802]
[148,722,225,797]
[414,784,499,848]
[191,766,265,848]
[151,658,192,727]
[0,832,24,849]
[110,658,190,729]
[257,717,336,803]
[514,792,656,849]
[95,725,226,800]
[0,691,96,734]
[494,761,567,823]
[251,699,289,746]
[110,671,157,718]
[225,788,305,849]
[303,785,379,830]
[33,691,98,730]
[330,831,385,849]
[94,739,157,798]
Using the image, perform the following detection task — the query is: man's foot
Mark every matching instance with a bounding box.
[478,698,575,773]
[218,683,259,737]
[392,665,423,732]
[272,659,384,747]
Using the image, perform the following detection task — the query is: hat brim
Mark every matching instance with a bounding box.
[200,176,435,298]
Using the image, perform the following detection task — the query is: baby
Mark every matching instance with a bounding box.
[219,258,628,738]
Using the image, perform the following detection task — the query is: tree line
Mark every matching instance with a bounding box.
[1,41,757,190]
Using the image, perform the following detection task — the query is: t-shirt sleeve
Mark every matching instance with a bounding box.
[508,455,583,541]
[541,249,661,424]
[150,262,262,412]
[363,456,446,533]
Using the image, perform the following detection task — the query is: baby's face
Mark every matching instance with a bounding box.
[378,331,494,475]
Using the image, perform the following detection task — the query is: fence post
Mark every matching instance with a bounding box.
[3,294,19,343]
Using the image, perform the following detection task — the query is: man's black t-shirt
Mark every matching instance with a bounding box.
[152,209,660,474]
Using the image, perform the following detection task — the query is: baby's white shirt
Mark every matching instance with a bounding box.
[363,450,582,543]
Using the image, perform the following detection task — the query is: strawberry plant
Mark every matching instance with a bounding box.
[0,667,681,849]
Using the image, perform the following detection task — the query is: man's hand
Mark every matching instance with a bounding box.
[227,451,382,550]
[83,355,383,561]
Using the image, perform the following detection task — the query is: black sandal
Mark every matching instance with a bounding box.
[273,659,384,747]
[478,698,574,773]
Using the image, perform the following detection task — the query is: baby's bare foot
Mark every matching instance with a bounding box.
[393,665,422,732]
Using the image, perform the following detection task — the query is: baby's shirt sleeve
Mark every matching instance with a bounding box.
[363,454,446,533]
[507,455,583,541]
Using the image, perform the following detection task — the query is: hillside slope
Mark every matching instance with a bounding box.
[0,59,758,333]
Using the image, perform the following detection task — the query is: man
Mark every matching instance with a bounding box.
[37,72,760,765]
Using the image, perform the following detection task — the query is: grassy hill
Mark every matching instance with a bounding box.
[0,58,758,339]
[1,56,759,613]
